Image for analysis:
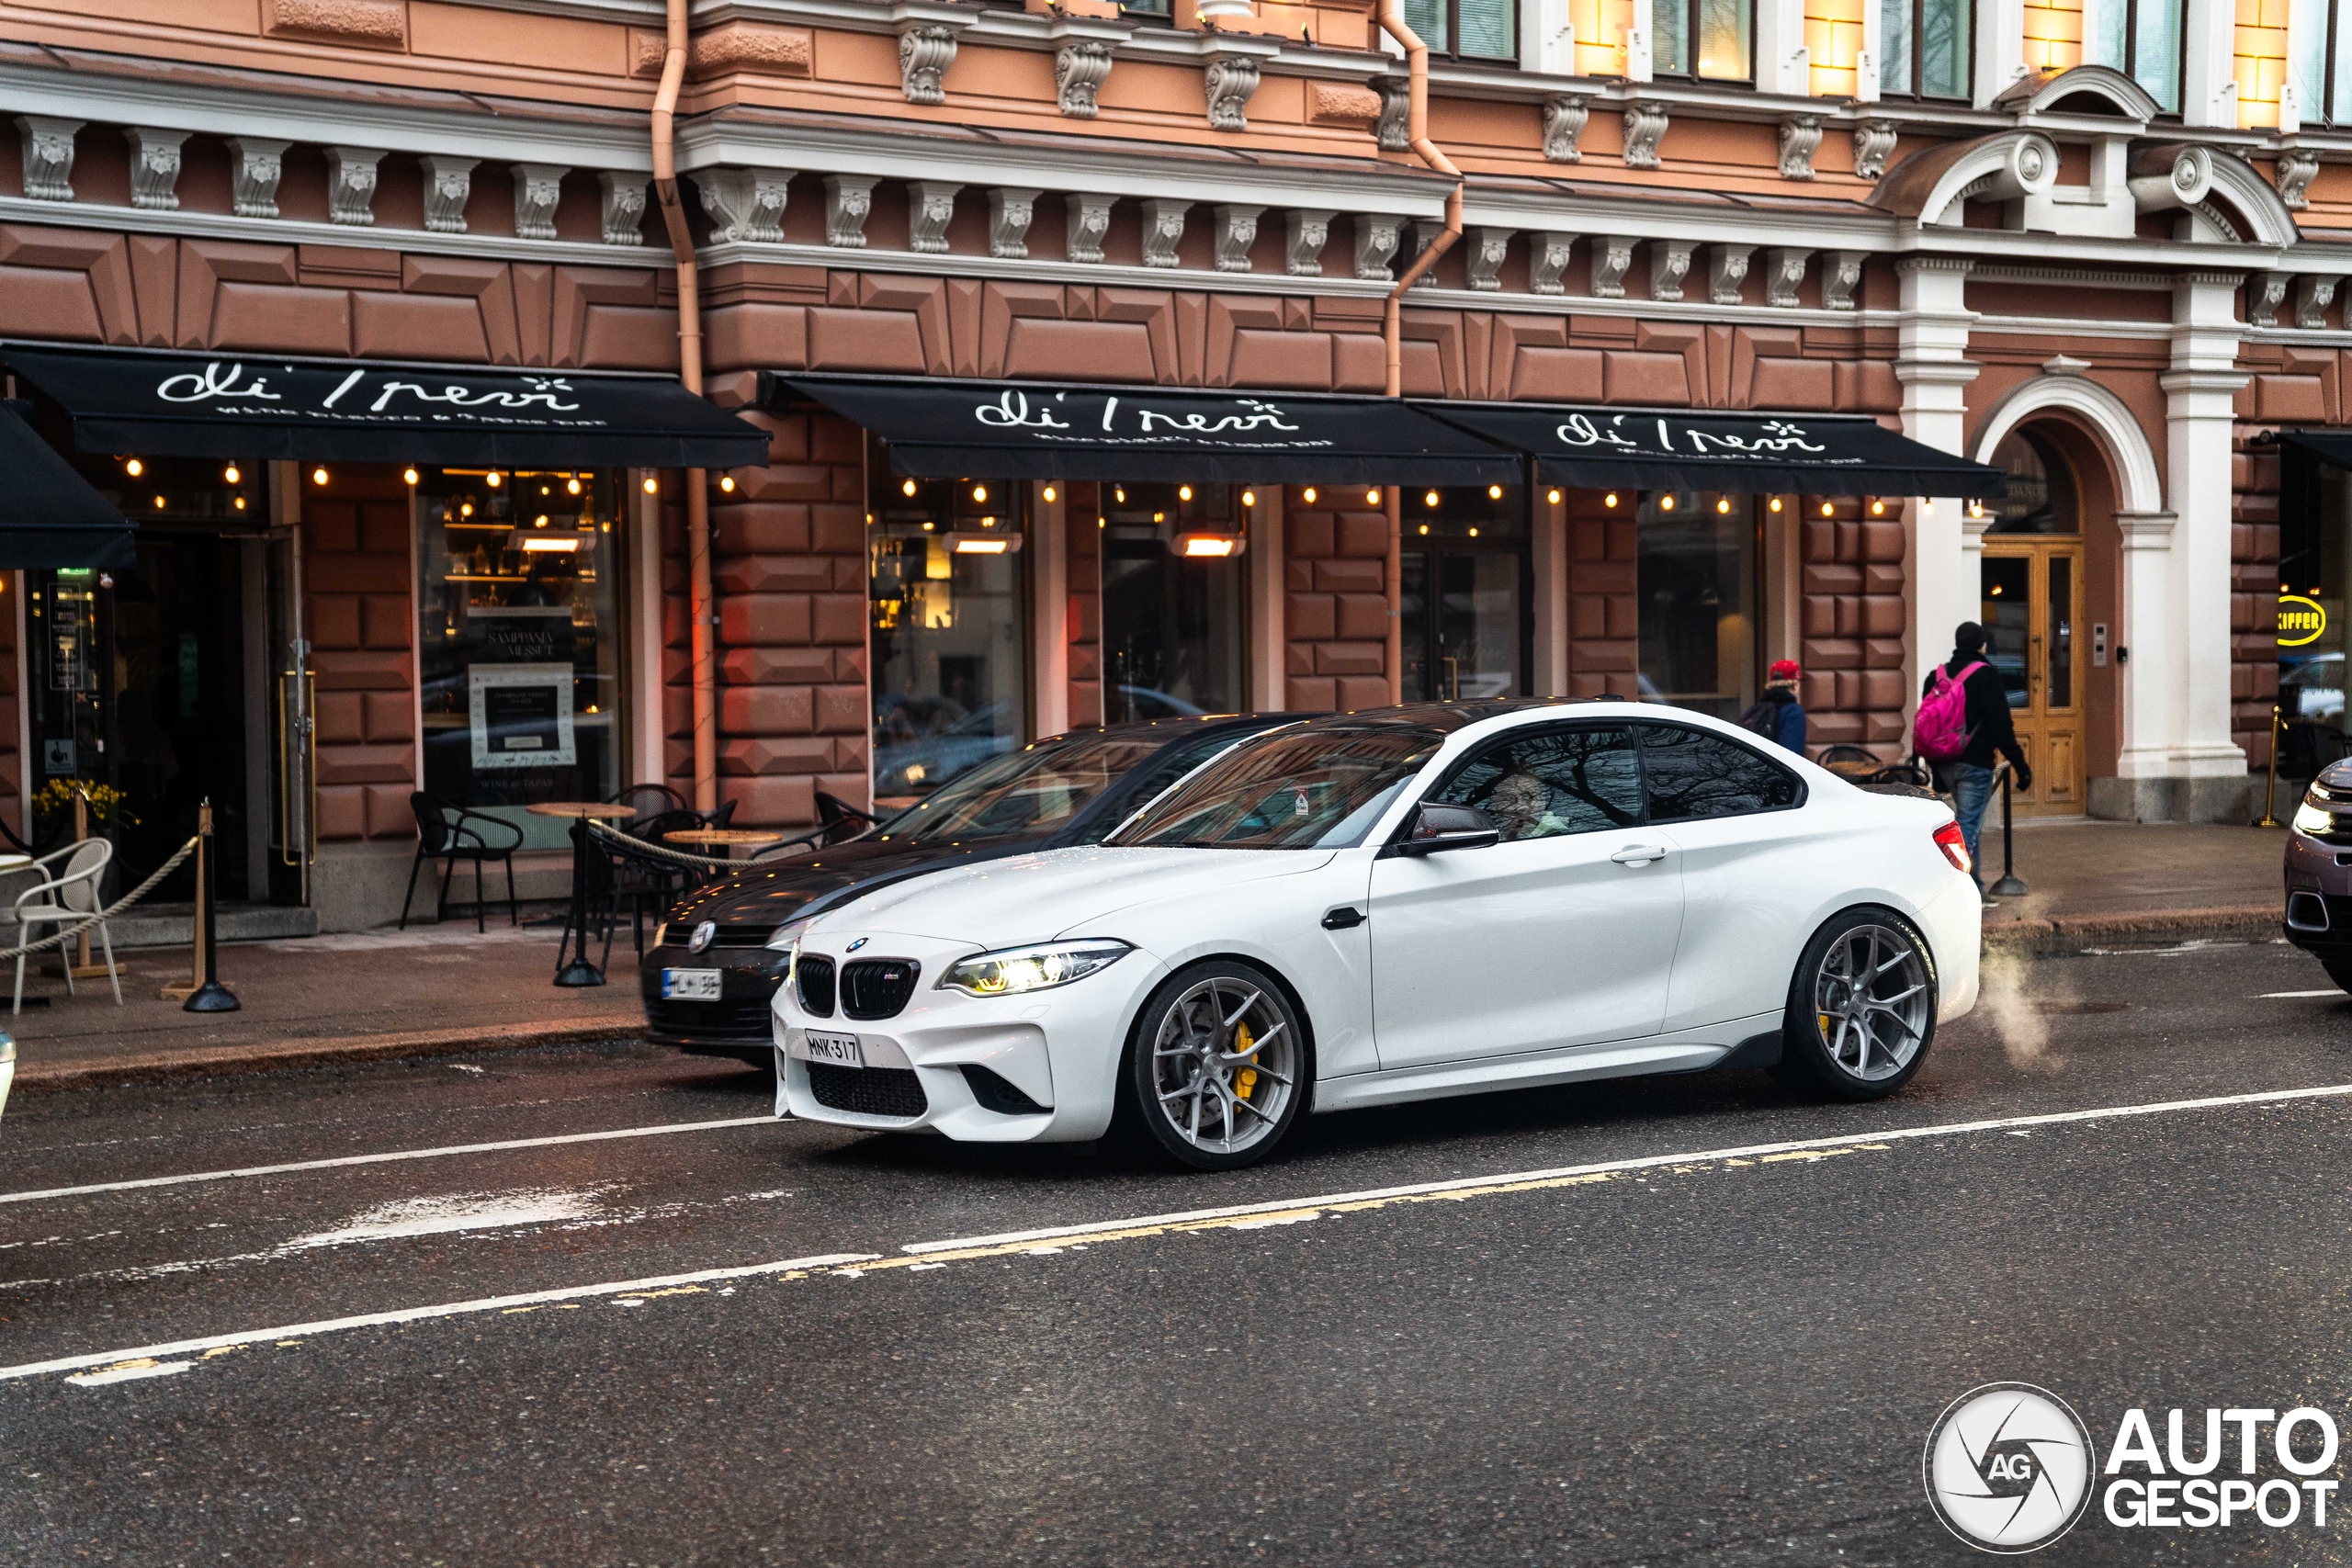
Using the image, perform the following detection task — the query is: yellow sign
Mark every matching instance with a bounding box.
[2280,593,2329,649]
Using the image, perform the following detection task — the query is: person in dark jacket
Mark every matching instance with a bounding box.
[1925,622,2031,897]
[1759,659,1807,754]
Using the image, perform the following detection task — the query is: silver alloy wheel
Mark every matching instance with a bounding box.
[1148,976,1298,1156]
[1810,922,1932,1082]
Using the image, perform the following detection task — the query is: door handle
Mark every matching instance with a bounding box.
[1320,905,1364,931]
[1610,844,1668,865]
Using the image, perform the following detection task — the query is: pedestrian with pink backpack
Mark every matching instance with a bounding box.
[1917,622,2031,903]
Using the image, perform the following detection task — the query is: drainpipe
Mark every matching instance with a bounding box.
[1374,0,1461,705]
[653,0,718,813]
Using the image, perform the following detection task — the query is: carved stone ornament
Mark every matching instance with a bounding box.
[1467,227,1512,292]
[514,164,567,241]
[420,154,477,234]
[325,146,384,226]
[2278,148,2322,211]
[1852,118,1899,183]
[990,187,1041,260]
[1067,193,1114,265]
[1354,213,1402,281]
[1374,77,1409,152]
[1765,246,1812,308]
[2248,270,2292,328]
[1590,235,1635,299]
[15,117,79,203]
[1530,231,1575,296]
[1621,101,1668,170]
[826,175,878,249]
[1650,238,1695,302]
[1777,115,1822,181]
[899,25,957,107]
[2297,274,2337,330]
[1284,209,1332,276]
[1141,197,1190,268]
[126,127,189,213]
[227,137,289,220]
[598,172,648,245]
[695,168,789,244]
[910,181,961,254]
[1204,54,1261,132]
[1708,243,1753,305]
[1408,220,1445,288]
[1056,40,1113,119]
[1214,204,1261,273]
[1543,94,1589,164]
[1822,249,1864,311]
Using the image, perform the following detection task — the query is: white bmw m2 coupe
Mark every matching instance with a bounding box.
[775,702,1981,1169]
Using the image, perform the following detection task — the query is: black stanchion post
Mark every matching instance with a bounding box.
[185,799,239,1013]
[1987,767,2029,898]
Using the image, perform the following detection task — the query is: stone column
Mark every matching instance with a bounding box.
[1894,258,1978,726]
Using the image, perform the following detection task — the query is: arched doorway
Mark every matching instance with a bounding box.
[1980,425,2088,813]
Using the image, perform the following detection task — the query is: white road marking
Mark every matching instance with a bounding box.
[0,1116,775,1207]
[17,1077,2352,1388]
[282,1190,601,1252]
[66,1359,192,1387]
[2261,989,2346,998]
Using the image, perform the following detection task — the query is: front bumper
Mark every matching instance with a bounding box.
[640,943,790,1054]
[2285,828,2352,955]
[774,930,1163,1143]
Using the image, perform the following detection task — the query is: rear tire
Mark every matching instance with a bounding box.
[1121,959,1308,1172]
[2324,959,2352,996]
[1773,908,1938,1101]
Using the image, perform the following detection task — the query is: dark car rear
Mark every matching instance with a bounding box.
[640,713,1307,1058]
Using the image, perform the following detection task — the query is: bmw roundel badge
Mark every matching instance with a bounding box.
[846,937,869,953]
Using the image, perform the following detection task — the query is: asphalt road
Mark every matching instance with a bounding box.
[5,936,2352,1565]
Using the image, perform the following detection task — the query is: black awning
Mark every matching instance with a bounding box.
[5,345,771,470]
[2277,431,2352,472]
[1419,402,2008,498]
[772,374,1521,486]
[0,403,133,569]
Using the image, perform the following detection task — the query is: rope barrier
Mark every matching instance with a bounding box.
[584,821,821,874]
[0,833,201,961]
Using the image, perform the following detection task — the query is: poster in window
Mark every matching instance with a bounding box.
[469,662,576,770]
[467,604,573,664]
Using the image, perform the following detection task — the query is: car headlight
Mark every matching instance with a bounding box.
[764,917,814,953]
[2296,800,2336,836]
[940,941,1131,998]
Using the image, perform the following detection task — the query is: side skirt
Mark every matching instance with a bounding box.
[1311,1012,1783,1113]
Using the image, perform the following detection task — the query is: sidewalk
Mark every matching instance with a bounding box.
[1974,818,2281,953]
[6,920,646,1092]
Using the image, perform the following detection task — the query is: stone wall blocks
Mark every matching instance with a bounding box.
[810,594,866,645]
[719,593,811,647]
[815,684,868,734]
[719,684,816,735]
[1334,593,1390,640]
[1313,643,1385,676]
[1313,558,1386,592]
[1285,592,1337,641]
[1801,637,1863,670]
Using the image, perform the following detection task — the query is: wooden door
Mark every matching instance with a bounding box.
[1979,541,2086,815]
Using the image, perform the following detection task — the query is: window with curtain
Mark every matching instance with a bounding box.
[2292,0,2352,124]
[2080,0,2184,112]
[1878,0,1973,99]
[1653,0,1754,81]
[1404,0,1519,60]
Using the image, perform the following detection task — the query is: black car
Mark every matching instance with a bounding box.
[639,713,1308,1059]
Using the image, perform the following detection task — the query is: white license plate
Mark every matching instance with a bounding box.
[803,1031,863,1068]
[661,968,723,1001]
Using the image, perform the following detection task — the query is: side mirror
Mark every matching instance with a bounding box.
[1398,801,1501,856]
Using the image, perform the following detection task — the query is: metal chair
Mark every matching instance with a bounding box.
[401,794,523,931]
[816,790,882,846]
[12,837,118,1014]
[608,783,687,820]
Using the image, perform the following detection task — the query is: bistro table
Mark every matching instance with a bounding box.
[662,828,786,862]
[527,801,638,987]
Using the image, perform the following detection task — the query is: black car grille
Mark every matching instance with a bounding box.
[841,959,920,1021]
[806,1062,927,1119]
[646,996,776,1043]
[795,955,836,1017]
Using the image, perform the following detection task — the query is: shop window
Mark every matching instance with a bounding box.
[1099,481,1247,724]
[2081,0,2185,112]
[1879,0,1973,99]
[1635,491,1758,720]
[2281,457,2352,734]
[869,462,1028,806]
[415,468,628,852]
[1400,484,1528,703]
[1404,0,1519,60]
[1986,429,2080,534]
[1654,0,1755,81]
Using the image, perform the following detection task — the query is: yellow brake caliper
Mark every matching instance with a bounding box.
[1232,1021,1259,1103]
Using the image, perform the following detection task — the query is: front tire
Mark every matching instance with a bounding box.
[1774,908,1938,1101]
[1123,960,1308,1171]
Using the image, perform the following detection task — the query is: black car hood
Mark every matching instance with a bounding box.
[663,833,1057,930]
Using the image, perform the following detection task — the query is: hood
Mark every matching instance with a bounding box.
[807,845,1338,947]
[664,833,1054,928]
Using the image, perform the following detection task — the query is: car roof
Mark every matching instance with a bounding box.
[1033,712,1322,747]
[1274,698,1638,738]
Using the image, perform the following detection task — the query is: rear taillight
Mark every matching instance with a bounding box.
[1934,819,1971,875]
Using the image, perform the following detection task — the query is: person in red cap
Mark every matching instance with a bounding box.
[1738,660,1808,754]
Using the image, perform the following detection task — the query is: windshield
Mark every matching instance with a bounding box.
[872,733,1165,844]
[1114,728,1441,850]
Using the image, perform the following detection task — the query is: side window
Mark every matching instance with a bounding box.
[1634,724,1804,822]
[1433,727,1645,841]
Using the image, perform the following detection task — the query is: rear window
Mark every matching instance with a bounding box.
[1633,723,1804,821]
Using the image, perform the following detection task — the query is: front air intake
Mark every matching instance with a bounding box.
[795,954,836,1017]
[2288,891,2331,933]
[841,959,920,1021]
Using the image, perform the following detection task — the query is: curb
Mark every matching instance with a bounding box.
[11,1015,648,1094]
[1982,904,2281,957]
